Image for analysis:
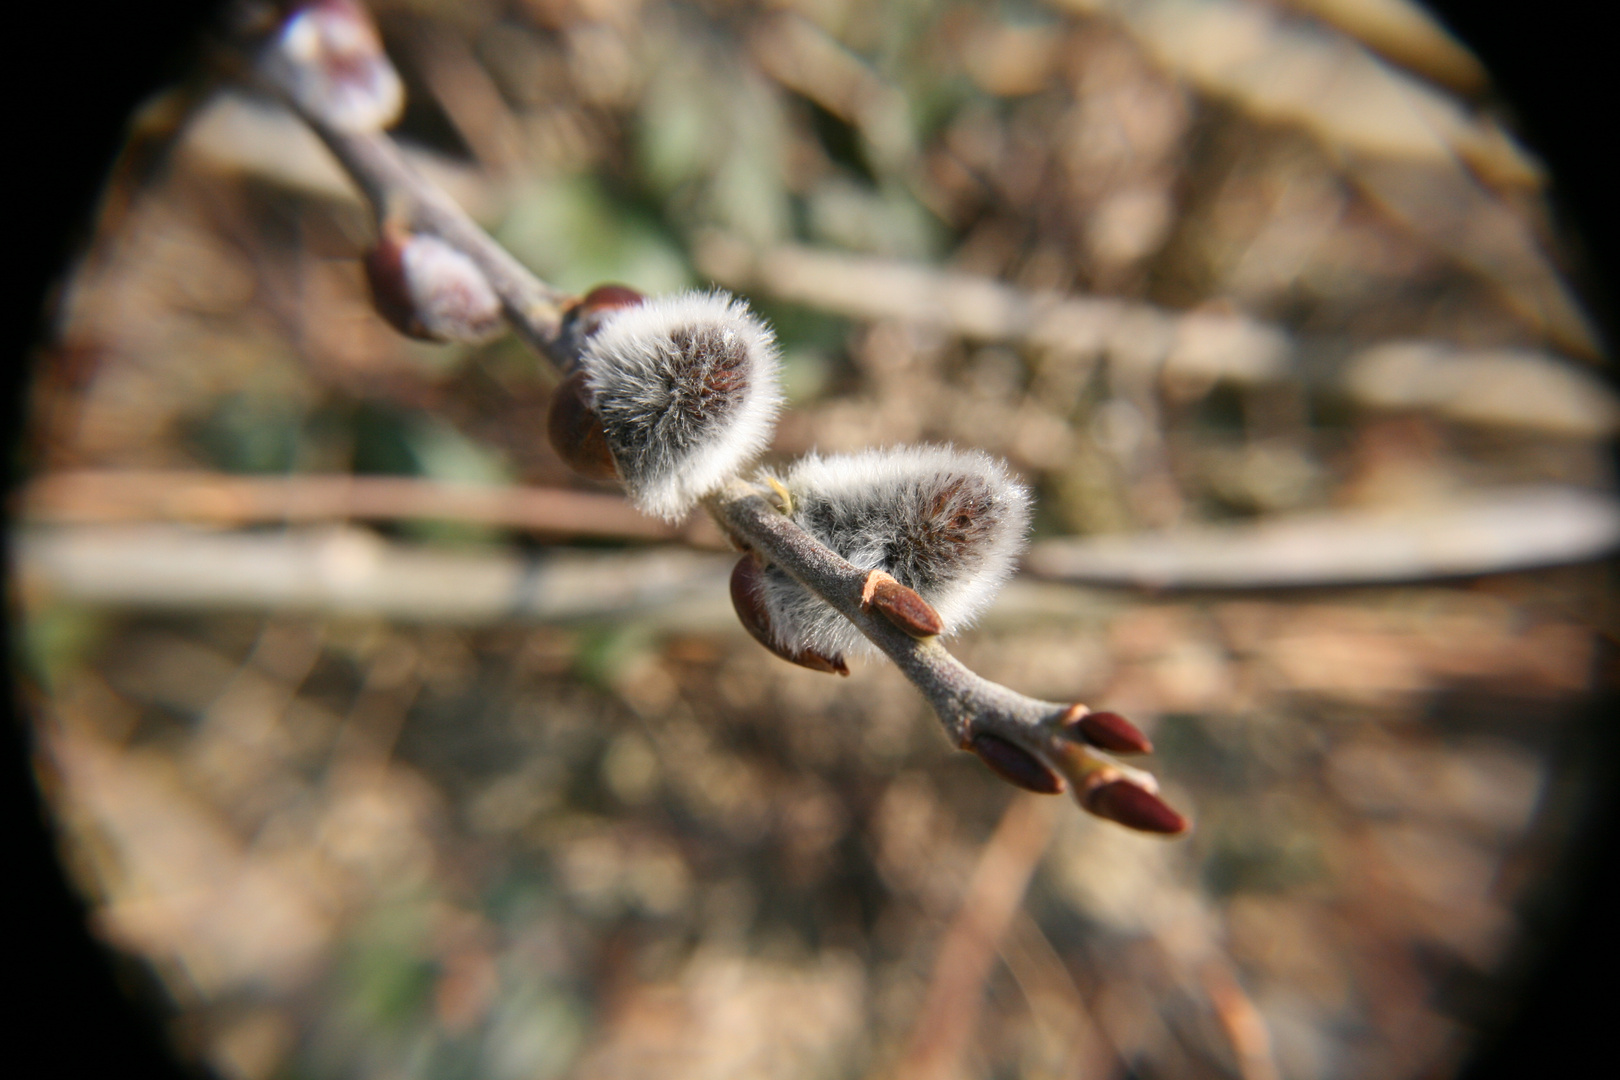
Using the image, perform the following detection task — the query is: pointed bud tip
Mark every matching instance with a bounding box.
[863,571,943,638]
[1061,707,1153,755]
[969,733,1065,794]
[1082,777,1188,834]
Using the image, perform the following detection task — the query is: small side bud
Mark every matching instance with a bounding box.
[1079,772,1189,834]
[968,733,1065,794]
[558,283,646,359]
[364,230,503,343]
[581,289,782,521]
[1060,705,1153,755]
[262,0,404,133]
[756,446,1031,659]
[862,569,944,638]
[730,556,849,675]
[546,371,619,481]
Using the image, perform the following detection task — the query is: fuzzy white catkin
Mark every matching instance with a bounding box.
[582,290,782,521]
[399,236,503,342]
[266,1,404,133]
[759,446,1032,657]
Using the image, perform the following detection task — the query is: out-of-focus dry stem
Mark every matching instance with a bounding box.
[19,470,716,544]
[896,794,1058,1080]
[259,54,1172,824]
[268,84,574,367]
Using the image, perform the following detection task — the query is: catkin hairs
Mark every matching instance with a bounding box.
[756,446,1031,659]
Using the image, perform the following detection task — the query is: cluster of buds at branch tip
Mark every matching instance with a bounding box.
[546,287,783,521]
[960,707,1184,833]
[259,0,403,133]
[364,219,505,344]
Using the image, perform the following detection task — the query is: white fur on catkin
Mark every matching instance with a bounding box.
[582,290,782,521]
[760,445,1031,657]
[398,235,503,342]
[265,1,404,134]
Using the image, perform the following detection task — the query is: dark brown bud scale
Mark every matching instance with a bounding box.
[546,371,619,481]
[1062,707,1153,755]
[363,237,419,338]
[580,283,647,315]
[1081,776,1189,834]
[363,231,503,343]
[969,733,1065,794]
[862,570,944,638]
[730,556,849,675]
[558,283,646,359]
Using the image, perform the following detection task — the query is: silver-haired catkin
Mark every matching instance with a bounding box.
[261,0,404,133]
[364,231,504,343]
[754,445,1031,659]
[580,290,782,521]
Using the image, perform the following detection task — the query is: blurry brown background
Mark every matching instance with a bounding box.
[9,2,1617,1079]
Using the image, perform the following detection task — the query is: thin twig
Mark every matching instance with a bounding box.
[18,469,724,546]
[707,480,1146,783]
[16,524,735,627]
[268,85,573,366]
[1024,485,1620,590]
[254,41,1173,822]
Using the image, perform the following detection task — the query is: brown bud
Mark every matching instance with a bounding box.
[860,569,943,638]
[364,231,503,343]
[364,237,418,337]
[1060,706,1153,755]
[579,283,646,317]
[546,371,620,482]
[969,733,1065,794]
[730,556,849,676]
[558,283,646,358]
[1080,774,1188,834]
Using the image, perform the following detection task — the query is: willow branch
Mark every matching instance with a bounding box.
[707,481,1161,794]
[254,41,1182,830]
[268,82,574,368]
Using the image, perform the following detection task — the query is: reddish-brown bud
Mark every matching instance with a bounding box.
[1080,774,1188,834]
[861,569,943,638]
[730,556,849,675]
[580,283,646,317]
[1061,706,1153,755]
[968,733,1065,794]
[558,283,646,358]
[364,231,503,343]
[546,371,619,482]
